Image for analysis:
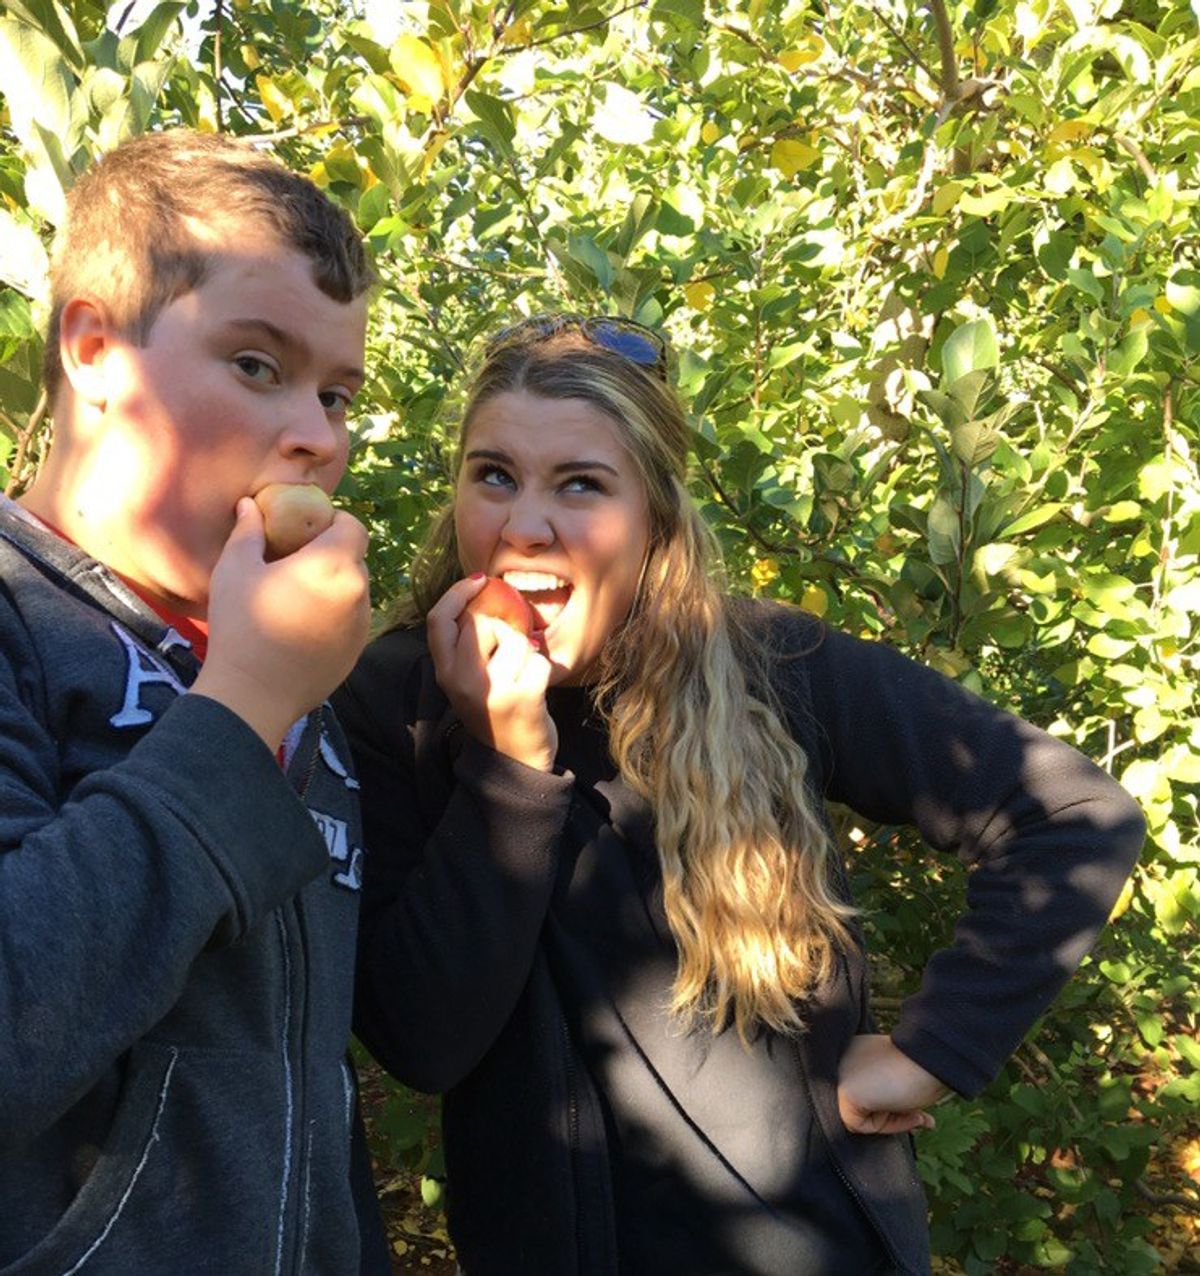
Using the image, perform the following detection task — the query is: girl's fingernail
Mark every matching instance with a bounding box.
[469,571,485,581]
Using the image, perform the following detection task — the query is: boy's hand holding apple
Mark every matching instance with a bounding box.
[191,489,370,750]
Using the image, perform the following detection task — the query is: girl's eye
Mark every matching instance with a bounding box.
[234,354,278,383]
[477,464,515,489]
[561,474,603,494]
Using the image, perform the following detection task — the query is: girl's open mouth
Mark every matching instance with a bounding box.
[502,570,573,634]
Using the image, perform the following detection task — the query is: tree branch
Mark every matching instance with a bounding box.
[517,0,647,53]
[869,1,938,86]
[1115,134,1156,183]
[235,115,372,145]
[3,388,49,498]
[928,0,959,99]
[1020,1041,1200,1217]
[214,0,225,134]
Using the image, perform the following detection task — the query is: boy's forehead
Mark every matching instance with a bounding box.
[129,252,366,393]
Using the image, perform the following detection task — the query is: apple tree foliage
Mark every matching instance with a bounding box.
[1,0,1198,1269]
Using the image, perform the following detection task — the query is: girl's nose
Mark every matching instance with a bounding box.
[500,493,555,551]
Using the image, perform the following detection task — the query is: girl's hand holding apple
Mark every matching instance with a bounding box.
[427,575,558,773]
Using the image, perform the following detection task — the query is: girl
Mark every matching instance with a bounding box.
[335,316,1144,1275]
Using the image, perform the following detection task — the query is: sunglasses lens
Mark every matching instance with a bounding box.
[588,320,662,367]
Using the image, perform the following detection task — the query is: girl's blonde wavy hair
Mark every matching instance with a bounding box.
[397,330,855,1041]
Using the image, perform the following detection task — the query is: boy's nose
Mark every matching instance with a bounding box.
[278,398,342,465]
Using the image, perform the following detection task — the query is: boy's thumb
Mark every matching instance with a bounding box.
[224,496,266,558]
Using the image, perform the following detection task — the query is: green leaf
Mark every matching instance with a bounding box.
[1086,633,1136,659]
[1107,327,1147,378]
[1003,503,1063,537]
[950,419,999,468]
[652,0,704,26]
[941,319,999,386]
[1010,1083,1046,1116]
[2,0,83,70]
[1135,1012,1164,1048]
[465,89,516,152]
[614,192,658,259]
[564,234,615,291]
[1175,1034,1200,1070]
[0,17,75,149]
[917,388,967,430]
[1102,500,1141,522]
[341,28,392,75]
[946,368,992,419]
[132,1,184,64]
[927,494,961,565]
[0,290,34,340]
[1066,267,1104,302]
[0,361,39,416]
[1035,228,1073,279]
[1080,573,1136,609]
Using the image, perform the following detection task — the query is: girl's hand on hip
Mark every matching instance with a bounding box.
[836,1034,951,1135]
[427,576,558,772]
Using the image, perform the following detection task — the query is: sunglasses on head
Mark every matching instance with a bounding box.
[484,314,670,380]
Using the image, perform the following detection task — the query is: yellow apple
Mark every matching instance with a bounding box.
[254,483,335,561]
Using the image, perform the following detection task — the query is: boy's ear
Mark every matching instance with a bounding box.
[58,297,113,408]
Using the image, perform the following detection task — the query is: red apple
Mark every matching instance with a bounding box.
[254,483,335,561]
[460,577,535,637]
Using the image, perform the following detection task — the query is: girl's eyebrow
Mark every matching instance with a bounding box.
[553,459,620,477]
[465,448,620,478]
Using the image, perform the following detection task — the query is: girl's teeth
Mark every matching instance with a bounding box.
[503,570,565,592]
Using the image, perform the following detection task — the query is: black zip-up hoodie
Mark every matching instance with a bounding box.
[0,500,388,1274]
[339,611,1145,1276]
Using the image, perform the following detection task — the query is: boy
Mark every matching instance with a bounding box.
[0,130,389,1272]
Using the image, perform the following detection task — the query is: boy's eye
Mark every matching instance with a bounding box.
[234,354,278,383]
[319,388,353,413]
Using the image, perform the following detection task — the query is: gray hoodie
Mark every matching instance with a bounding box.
[0,499,387,1274]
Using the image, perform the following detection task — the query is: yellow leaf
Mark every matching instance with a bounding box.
[1047,119,1092,147]
[391,34,445,103]
[751,558,779,591]
[241,43,260,71]
[256,74,291,125]
[501,16,532,45]
[1107,876,1135,923]
[421,130,449,176]
[1129,306,1151,327]
[932,246,949,279]
[684,280,715,310]
[800,583,828,617]
[308,161,329,189]
[926,647,972,678]
[932,181,963,214]
[1154,295,1173,314]
[701,120,720,145]
[779,35,825,71]
[771,138,820,178]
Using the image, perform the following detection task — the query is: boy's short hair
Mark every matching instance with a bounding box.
[44,128,373,400]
